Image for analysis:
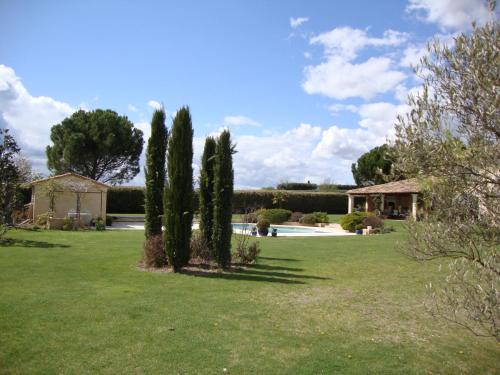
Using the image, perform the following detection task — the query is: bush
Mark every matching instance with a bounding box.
[105,215,113,226]
[355,224,364,231]
[299,214,317,225]
[0,224,8,240]
[257,218,270,230]
[36,213,50,227]
[190,232,212,262]
[290,212,304,222]
[143,235,167,268]
[312,211,329,224]
[235,241,261,264]
[241,212,259,223]
[362,215,384,229]
[339,212,374,232]
[257,208,291,224]
[62,217,77,231]
[95,217,106,231]
[276,182,317,190]
[107,186,146,214]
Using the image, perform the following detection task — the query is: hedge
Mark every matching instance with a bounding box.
[276,182,318,191]
[107,187,347,214]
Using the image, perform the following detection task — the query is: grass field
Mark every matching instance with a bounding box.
[0,224,498,374]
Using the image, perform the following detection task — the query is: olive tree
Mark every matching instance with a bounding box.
[393,19,499,340]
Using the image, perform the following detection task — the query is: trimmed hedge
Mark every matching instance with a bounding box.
[107,187,347,214]
[276,182,318,190]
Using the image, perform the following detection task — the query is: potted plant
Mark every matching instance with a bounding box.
[251,226,258,236]
[257,219,270,236]
[271,228,278,237]
[355,224,364,235]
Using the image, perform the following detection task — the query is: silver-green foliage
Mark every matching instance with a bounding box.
[393,19,499,340]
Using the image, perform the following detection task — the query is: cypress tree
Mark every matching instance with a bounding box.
[164,107,194,271]
[198,137,217,254]
[212,130,234,269]
[144,108,168,238]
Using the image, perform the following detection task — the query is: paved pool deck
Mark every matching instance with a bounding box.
[109,222,354,237]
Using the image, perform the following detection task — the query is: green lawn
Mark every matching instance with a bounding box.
[0,226,497,374]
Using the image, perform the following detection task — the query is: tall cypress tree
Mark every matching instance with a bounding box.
[144,108,168,238]
[164,107,194,271]
[198,137,217,254]
[212,130,234,269]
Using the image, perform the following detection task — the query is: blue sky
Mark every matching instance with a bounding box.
[0,0,493,187]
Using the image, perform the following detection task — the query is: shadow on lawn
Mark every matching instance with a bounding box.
[0,238,70,249]
[181,263,327,284]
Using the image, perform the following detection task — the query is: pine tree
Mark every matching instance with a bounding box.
[163,107,194,271]
[198,137,217,254]
[212,130,234,268]
[144,108,168,239]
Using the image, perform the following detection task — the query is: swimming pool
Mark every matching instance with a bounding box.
[230,223,354,237]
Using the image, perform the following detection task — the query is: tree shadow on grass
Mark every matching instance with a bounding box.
[0,238,71,249]
[251,263,304,272]
[240,268,329,281]
[180,268,306,284]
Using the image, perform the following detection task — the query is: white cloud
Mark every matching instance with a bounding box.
[407,0,492,30]
[0,65,75,172]
[303,56,406,99]
[328,103,358,114]
[303,52,312,59]
[400,44,428,68]
[128,104,138,112]
[290,17,309,28]
[147,100,162,110]
[223,115,261,127]
[302,27,408,100]
[310,27,408,60]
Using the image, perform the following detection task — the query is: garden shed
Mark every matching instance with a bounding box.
[346,179,422,220]
[30,173,109,227]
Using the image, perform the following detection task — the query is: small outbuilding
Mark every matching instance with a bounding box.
[346,178,422,220]
[30,173,109,227]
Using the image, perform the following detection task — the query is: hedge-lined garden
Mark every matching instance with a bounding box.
[107,187,348,214]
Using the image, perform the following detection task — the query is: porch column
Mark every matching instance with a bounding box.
[348,195,354,214]
[364,197,369,212]
[380,194,385,212]
[412,193,418,220]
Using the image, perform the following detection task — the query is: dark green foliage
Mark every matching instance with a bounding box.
[312,212,329,224]
[107,187,145,213]
[0,128,20,224]
[351,144,394,186]
[256,218,270,230]
[144,109,168,238]
[198,137,217,253]
[163,107,194,271]
[95,217,106,231]
[339,212,374,232]
[276,182,317,190]
[107,188,347,214]
[105,215,113,226]
[318,184,358,192]
[256,208,291,224]
[212,130,234,268]
[46,109,144,184]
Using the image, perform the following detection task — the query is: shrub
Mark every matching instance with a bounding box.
[107,186,146,213]
[143,235,167,268]
[95,217,106,231]
[0,224,8,240]
[339,212,374,232]
[290,212,304,222]
[105,215,113,226]
[257,208,291,224]
[62,217,77,231]
[234,241,261,264]
[312,211,329,224]
[36,213,50,227]
[276,182,317,190]
[190,232,212,262]
[257,218,270,230]
[241,211,259,223]
[362,215,384,229]
[355,224,364,231]
[299,213,317,225]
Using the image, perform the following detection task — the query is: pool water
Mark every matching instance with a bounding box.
[232,223,328,234]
